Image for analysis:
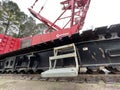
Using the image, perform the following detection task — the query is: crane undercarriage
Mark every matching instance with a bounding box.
[0,23,120,77]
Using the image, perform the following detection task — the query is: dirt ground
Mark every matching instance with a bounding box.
[0,78,120,90]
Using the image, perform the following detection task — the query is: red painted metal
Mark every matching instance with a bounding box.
[0,0,91,55]
[28,8,62,32]
[0,34,20,54]
[31,34,42,45]
[29,0,90,45]
[31,24,78,45]
[29,0,90,33]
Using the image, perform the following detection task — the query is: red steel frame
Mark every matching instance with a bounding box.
[20,0,91,46]
[0,0,91,55]
[28,0,90,35]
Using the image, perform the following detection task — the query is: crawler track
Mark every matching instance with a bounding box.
[1,74,120,83]
[0,24,120,84]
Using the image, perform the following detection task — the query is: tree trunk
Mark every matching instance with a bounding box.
[4,21,10,35]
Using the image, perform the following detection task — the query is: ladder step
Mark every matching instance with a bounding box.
[49,53,76,60]
[54,44,75,50]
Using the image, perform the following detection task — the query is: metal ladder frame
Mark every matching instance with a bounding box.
[49,43,79,71]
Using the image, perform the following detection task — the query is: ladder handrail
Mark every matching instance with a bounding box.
[49,43,79,70]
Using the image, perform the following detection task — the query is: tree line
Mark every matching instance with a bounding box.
[0,1,47,38]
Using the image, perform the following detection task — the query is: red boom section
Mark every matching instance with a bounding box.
[29,0,90,33]
[28,8,62,32]
[0,0,91,55]
[26,0,91,45]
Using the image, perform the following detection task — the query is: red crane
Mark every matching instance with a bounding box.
[0,0,91,54]
[28,0,90,37]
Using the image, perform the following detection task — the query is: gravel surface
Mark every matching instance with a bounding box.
[0,79,120,90]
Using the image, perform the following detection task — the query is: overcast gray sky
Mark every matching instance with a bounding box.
[2,0,120,30]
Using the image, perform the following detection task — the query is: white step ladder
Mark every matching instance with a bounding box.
[41,43,79,77]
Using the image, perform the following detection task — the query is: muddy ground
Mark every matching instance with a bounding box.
[0,78,120,90]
